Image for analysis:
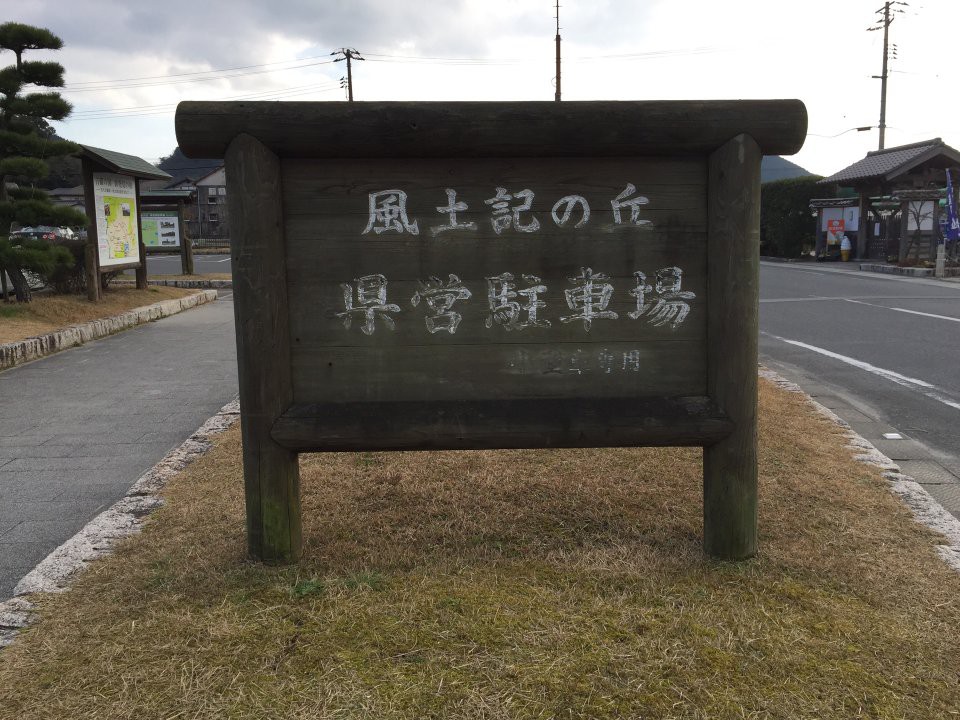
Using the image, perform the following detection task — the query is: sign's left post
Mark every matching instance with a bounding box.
[81,156,101,302]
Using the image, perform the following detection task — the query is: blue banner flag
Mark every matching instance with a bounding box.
[947,169,960,242]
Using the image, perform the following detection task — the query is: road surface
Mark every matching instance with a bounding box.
[759,261,960,518]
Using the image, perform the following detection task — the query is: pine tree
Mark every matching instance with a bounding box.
[0,22,86,302]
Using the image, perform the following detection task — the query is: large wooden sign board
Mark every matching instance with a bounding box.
[176,100,807,562]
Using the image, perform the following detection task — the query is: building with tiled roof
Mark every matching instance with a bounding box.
[814,139,960,261]
[819,139,960,187]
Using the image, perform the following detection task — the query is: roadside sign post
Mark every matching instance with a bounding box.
[139,189,195,276]
[79,146,171,301]
[176,100,807,562]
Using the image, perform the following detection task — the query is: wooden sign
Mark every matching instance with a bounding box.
[78,146,171,301]
[176,100,807,563]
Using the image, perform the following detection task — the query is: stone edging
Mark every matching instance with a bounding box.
[0,400,240,647]
[148,279,233,289]
[0,290,218,372]
[759,367,960,573]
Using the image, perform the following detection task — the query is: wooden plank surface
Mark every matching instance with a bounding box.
[292,341,705,404]
[703,133,761,561]
[176,100,808,159]
[271,396,732,452]
[226,133,301,562]
[280,156,708,406]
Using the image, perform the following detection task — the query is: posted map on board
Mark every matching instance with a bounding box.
[93,172,140,267]
[142,210,181,248]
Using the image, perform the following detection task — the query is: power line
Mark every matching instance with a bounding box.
[70,81,339,115]
[59,46,725,96]
[65,53,336,87]
[63,58,338,92]
[64,84,342,121]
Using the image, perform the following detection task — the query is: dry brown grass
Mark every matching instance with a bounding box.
[1,379,959,718]
[0,286,195,344]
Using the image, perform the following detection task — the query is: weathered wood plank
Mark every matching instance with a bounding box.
[179,201,194,275]
[291,340,706,404]
[280,156,707,217]
[271,396,733,452]
[284,223,706,287]
[703,133,761,561]
[225,133,301,562]
[176,100,808,159]
[287,279,706,347]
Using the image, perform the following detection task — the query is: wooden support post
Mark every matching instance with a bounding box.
[179,200,195,275]
[704,133,761,560]
[856,191,870,261]
[225,133,301,562]
[81,158,102,302]
[898,199,910,262]
[134,178,148,290]
[931,198,942,269]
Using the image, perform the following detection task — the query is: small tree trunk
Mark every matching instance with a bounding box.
[0,267,9,301]
[6,266,32,303]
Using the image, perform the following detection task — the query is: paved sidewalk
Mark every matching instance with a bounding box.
[0,294,238,601]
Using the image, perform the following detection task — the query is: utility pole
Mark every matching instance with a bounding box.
[332,48,364,101]
[554,0,562,101]
[868,2,907,150]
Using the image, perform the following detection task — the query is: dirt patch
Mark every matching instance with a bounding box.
[1,379,958,718]
[0,286,194,345]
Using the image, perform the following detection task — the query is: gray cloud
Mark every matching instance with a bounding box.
[7,0,558,68]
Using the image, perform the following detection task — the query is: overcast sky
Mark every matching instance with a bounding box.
[6,0,957,176]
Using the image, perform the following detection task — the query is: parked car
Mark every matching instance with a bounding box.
[1,226,82,297]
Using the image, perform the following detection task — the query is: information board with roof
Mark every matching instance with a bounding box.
[79,145,171,300]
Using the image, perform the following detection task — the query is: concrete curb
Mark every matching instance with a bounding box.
[0,399,240,647]
[858,263,960,278]
[147,279,233,289]
[0,290,218,372]
[759,367,960,574]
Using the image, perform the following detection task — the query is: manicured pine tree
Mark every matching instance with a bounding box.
[0,22,86,302]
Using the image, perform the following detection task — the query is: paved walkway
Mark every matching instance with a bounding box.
[0,295,238,601]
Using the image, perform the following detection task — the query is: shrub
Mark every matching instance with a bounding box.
[761,175,823,258]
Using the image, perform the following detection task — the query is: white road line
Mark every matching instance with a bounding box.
[844,298,960,323]
[214,257,232,263]
[762,332,960,412]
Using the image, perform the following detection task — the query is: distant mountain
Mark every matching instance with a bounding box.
[157,147,222,186]
[761,156,814,183]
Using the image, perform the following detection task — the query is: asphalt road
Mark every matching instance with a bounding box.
[0,295,238,602]
[759,262,960,517]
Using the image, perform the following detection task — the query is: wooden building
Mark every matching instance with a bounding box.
[815,138,960,261]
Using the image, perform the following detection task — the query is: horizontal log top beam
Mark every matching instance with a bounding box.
[176,100,807,160]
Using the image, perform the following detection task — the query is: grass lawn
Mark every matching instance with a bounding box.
[1,379,958,718]
[0,286,196,345]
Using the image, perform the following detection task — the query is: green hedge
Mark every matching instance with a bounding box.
[760,175,824,258]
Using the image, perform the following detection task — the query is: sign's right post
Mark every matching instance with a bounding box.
[704,133,761,559]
